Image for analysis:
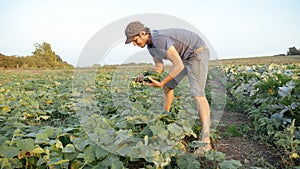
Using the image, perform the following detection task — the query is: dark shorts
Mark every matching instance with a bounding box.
[165,48,210,96]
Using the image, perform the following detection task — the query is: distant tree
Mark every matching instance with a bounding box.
[287,47,300,55]
[0,42,73,69]
[56,55,63,62]
[33,42,57,62]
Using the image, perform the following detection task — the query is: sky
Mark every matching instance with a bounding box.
[1,0,300,66]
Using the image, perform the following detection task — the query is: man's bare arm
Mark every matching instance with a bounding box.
[152,57,164,73]
[160,45,184,85]
[147,45,184,87]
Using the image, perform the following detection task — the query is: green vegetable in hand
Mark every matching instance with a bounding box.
[143,71,161,83]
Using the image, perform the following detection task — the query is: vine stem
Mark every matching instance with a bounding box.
[9,133,16,147]
[80,162,89,169]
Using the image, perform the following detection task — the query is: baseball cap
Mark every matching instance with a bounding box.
[124,21,145,44]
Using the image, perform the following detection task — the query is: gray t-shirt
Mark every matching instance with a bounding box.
[147,29,205,60]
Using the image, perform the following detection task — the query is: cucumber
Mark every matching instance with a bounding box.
[132,71,162,83]
[143,71,160,76]
[143,75,160,83]
[143,71,161,83]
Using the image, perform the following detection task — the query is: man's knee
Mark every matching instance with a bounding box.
[163,85,172,93]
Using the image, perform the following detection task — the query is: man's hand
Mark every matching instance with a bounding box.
[135,74,144,83]
[145,77,163,87]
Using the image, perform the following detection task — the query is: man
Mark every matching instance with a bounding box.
[124,21,211,154]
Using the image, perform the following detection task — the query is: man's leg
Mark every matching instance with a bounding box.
[194,96,211,147]
[163,86,174,111]
[186,48,211,154]
[163,68,186,112]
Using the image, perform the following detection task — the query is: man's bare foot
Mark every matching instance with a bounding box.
[193,143,212,157]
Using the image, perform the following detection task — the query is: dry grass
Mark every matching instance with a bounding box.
[1,55,299,73]
[212,55,300,66]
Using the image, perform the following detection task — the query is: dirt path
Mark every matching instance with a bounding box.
[214,111,283,168]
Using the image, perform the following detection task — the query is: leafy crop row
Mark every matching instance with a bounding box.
[1,63,298,168]
[225,64,300,167]
[0,68,238,169]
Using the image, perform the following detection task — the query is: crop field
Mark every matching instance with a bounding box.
[0,60,299,168]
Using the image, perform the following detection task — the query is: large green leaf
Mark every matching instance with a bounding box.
[278,81,295,98]
[0,145,19,158]
[180,120,197,138]
[95,145,109,159]
[73,136,91,152]
[176,153,201,169]
[16,138,34,152]
[204,150,226,162]
[62,144,76,153]
[167,123,184,139]
[0,136,8,146]
[8,157,23,168]
[35,132,50,144]
[150,121,169,140]
[44,126,56,138]
[77,145,96,163]
[219,160,242,169]
[32,147,45,154]
[0,158,11,169]
[70,160,83,169]
[93,154,123,169]
[37,157,47,166]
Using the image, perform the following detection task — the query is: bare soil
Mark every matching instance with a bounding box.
[214,111,283,168]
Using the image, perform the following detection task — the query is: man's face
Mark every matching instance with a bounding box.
[132,32,148,48]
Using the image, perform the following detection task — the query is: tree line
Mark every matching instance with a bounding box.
[287,47,300,55]
[1,44,299,69]
[0,42,73,69]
